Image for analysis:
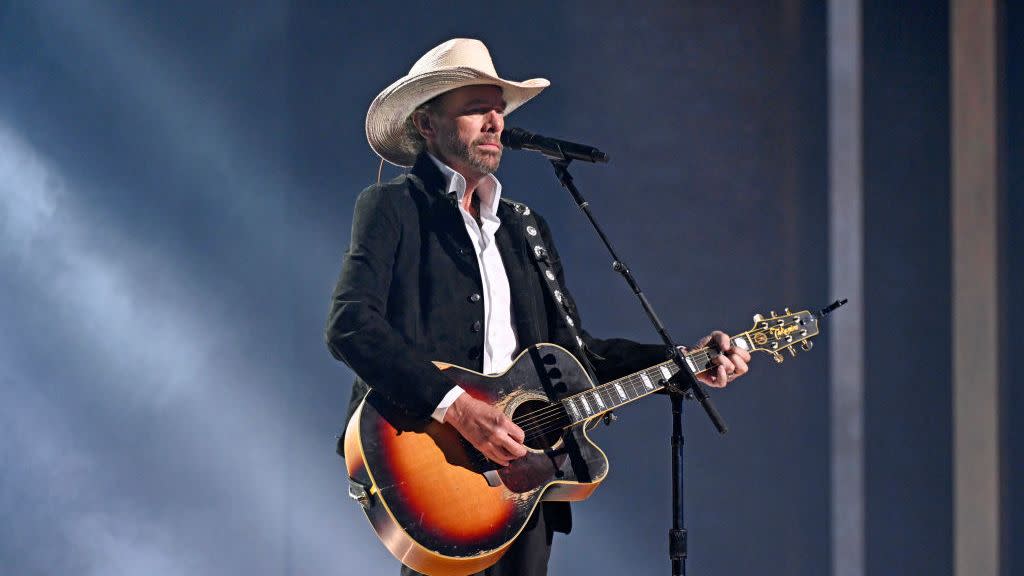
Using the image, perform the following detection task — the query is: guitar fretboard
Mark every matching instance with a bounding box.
[559,334,753,424]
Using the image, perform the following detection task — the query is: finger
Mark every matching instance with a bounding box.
[508,440,528,459]
[696,334,712,348]
[713,331,731,351]
[507,421,526,444]
[735,346,752,363]
[711,364,729,388]
[487,447,510,467]
[498,433,528,459]
[730,354,749,377]
[715,353,736,375]
[700,365,727,388]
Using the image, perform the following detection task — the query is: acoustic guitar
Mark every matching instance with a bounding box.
[344,307,825,575]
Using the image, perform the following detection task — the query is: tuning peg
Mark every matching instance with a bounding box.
[753,313,764,323]
[801,340,813,351]
[773,352,784,364]
[787,347,797,357]
[784,307,791,314]
[770,310,777,318]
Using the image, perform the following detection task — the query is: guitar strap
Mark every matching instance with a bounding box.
[505,200,601,384]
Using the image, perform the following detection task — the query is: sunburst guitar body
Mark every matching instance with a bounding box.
[343,306,833,575]
[345,344,606,576]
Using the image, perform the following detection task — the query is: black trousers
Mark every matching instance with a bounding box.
[400,507,554,576]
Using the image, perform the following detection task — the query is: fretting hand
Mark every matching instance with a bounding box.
[691,330,751,388]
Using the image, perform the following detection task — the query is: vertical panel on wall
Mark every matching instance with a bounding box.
[1004,5,1023,575]
[863,0,953,574]
[828,2,864,576]
[951,1,1001,575]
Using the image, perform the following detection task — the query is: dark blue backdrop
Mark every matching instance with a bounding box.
[0,2,1017,575]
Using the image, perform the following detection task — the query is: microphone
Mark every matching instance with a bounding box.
[500,127,610,163]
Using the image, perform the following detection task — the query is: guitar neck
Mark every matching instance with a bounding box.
[559,333,754,424]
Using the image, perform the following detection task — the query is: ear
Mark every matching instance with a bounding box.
[412,110,435,140]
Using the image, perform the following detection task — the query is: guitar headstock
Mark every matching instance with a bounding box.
[742,308,820,363]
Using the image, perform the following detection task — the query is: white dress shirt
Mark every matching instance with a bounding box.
[427,154,518,422]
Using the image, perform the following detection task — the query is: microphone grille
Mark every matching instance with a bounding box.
[500,127,530,149]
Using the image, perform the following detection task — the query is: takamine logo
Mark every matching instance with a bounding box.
[769,325,800,339]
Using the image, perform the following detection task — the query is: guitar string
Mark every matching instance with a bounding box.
[517,377,662,439]
[515,373,672,436]
[509,354,707,431]
[510,351,704,428]
[517,345,764,439]
[518,382,657,438]
[515,330,799,438]
[510,357,698,431]
[513,329,777,432]
[513,348,737,436]
[511,369,664,430]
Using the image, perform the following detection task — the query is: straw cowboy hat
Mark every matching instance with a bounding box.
[365,38,550,167]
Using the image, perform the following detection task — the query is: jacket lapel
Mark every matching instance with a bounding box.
[409,153,482,280]
[496,201,544,349]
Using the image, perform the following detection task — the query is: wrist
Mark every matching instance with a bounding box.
[446,394,470,426]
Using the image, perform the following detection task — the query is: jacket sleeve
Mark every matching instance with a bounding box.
[533,212,669,382]
[325,184,454,419]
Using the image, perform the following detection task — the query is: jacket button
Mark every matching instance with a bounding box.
[471,320,482,332]
[468,293,481,303]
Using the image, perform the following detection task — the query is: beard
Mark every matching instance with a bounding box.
[437,126,502,176]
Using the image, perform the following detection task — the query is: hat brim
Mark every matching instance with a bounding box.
[366,67,549,167]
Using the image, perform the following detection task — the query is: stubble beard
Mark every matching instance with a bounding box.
[439,127,501,176]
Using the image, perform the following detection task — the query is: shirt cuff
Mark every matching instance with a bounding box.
[431,385,466,423]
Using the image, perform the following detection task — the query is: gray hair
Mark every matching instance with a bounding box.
[402,97,440,157]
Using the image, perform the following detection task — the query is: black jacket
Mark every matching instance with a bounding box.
[325,153,666,532]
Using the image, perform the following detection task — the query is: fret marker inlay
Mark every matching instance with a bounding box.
[659,366,673,381]
[614,383,627,400]
[593,393,605,409]
[685,356,697,372]
[580,397,592,415]
[641,373,654,390]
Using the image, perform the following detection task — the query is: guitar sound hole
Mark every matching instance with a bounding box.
[513,400,564,450]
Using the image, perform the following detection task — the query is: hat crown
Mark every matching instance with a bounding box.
[408,38,499,78]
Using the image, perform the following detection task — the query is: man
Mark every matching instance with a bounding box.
[326,38,751,575]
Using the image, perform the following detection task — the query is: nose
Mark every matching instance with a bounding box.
[484,109,503,133]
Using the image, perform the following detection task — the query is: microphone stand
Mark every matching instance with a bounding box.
[547,158,728,576]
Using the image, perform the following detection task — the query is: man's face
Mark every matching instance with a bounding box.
[422,85,507,178]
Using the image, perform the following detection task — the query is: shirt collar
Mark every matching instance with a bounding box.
[427,153,503,223]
